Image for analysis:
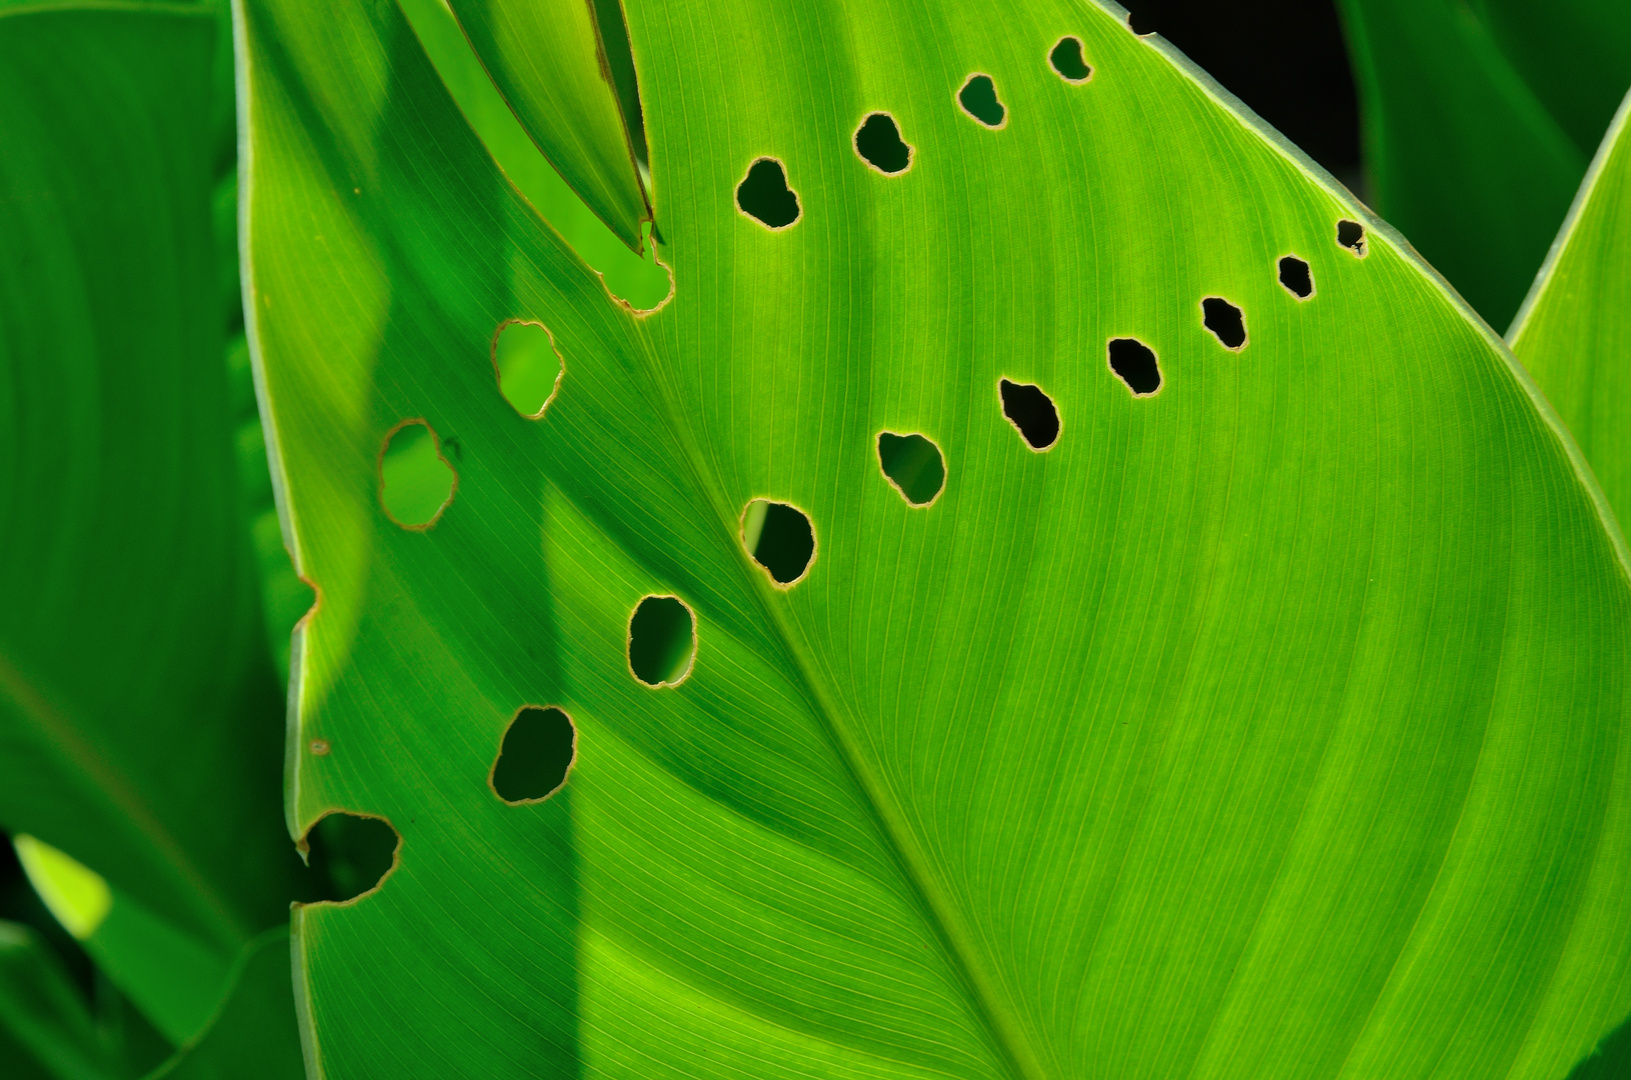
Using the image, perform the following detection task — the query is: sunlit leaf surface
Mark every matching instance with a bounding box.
[241,0,1631,1076]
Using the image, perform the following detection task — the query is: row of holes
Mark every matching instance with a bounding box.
[736,36,1095,228]
[380,219,1364,528]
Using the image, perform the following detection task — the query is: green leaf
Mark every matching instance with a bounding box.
[1508,90,1631,559]
[1335,0,1589,327]
[0,1,290,951]
[443,0,650,252]
[242,0,1631,1076]
[142,929,303,1080]
[0,919,119,1080]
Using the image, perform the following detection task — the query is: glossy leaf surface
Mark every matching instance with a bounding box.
[241,0,1631,1077]
[0,1,289,953]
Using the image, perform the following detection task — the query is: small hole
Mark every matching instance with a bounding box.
[492,320,563,418]
[736,158,800,230]
[628,595,696,687]
[877,432,946,506]
[999,379,1060,450]
[309,739,330,756]
[1278,255,1315,299]
[1337,219,1366,257]
[1049,37,1093,82]
[380,420,455,529]
[1107,338,1162,396]
[958,74,1006,128]
[854,113,913,175]
[301,813,399,904]
[1126,9,1156,35]
[490,706,576,804]
[1201,297,1248,350]
[741,500,816,586]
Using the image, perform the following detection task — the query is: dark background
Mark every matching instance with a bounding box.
[1122,0,1362,191]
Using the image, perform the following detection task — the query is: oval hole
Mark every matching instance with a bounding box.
[1278,255,1315,299]
[877,432,946,506]
[958,74,1007,128]
[493,320,563,418]
[1201,297,1247,350]
[854,112,913,174]
[380,420,455,528]
[491,706,576,804]
[628,595,696,687]
[1050,37,1093,82]
[736,158,800,229]
[1000,379,1060,450]
[742,500,816,586]
[1337,219,1366,257]
[1108,338,1162,396]
[301,813,399,904]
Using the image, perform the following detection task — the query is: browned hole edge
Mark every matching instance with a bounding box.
[1049,36,1095,82]
[1198,297,1249,352]
[626,593,698,688]
[1106,338,1165,397]
[376,418,459,532]
[488,704,578,806]
[875,429,948,508]
[956,73,1009,130]
[1278,252,1317,301]
[998,377,1061,452]
[490,319,566,419]
[853,111,917,176]
[293,810,402,909]
[736,155,802,232]
[739,498,819,590]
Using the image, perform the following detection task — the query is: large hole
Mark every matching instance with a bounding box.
[876,432,946,506]
[854,113,913,175]
[958,74,1006,128]
[301,813,399,904]
[1201,297,1248,350]
[1107,338,1162,396]
[1337,219,1366,257]
[1278,255,1315,299]
[490,706,576,804]
[741,499,816,586]
[380,420,455,529]
[492,320,563,418]
[999,379,1060,450]
[628,595,696,687]
[736,158,800,230]
[1050,37,1093,82]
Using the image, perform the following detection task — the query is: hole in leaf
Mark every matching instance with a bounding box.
[1107,338,1162,396]
[1201,297,1248,350]
[1337,219,1366,257]
[492,320,563,418]
[301,813,398,904]
[490,706,576,804]
[854,113,913,175]
[379,420,455,529]
[958,74,1006,128]
[1278,255,1315,299]
[736,158,800,229]
[628,595,696,687]
[877,432,946,506]
[741,499,816,586]
[999,379,1060,450]
[1050,37,1093,82]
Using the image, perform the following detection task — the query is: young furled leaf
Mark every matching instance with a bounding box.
[240,0,1631,1077]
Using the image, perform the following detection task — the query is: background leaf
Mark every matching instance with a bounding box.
[243,0,1631,1078]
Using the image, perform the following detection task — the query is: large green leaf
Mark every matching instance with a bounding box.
[0,919,119,1080]
[1335,0,1592,327]
[1508,90,1631,569]
[242,0,1631,1077]
[0,1,289,952]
